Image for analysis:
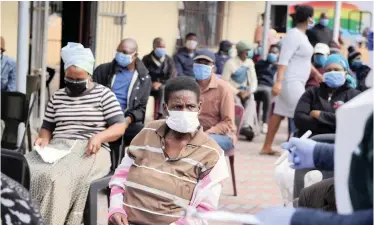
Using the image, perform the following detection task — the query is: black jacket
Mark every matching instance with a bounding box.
[255,60,277,87]
[352,64,371,92]
[306,24,333,47]
[294,82,361,136]
[92,58,152,124]
[142,51,176,83]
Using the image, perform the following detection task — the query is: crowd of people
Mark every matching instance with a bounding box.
[1,4,373,225]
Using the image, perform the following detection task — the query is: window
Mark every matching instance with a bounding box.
[178,1,224,48]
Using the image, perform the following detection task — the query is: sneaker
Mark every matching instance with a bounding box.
[261,123,268,134]
[240,127,255,141]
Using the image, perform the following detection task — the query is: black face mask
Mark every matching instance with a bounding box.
[64,77,88,97]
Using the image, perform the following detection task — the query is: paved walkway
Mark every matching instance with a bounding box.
[98,121,290,224]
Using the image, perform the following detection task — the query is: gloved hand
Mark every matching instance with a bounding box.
[254,207,296,225]
[280,137,317,169]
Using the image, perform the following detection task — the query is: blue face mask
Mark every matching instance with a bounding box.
[320,18,329,27]
[193,63,212,80]
[313,55,327,67]
[267,53,278,63]
[248,49,254,59]
[323,71,346,88]
[352,60,362,68]
[257,47,262,56]
[115,52,133,68]
[308,18,315,30]
[154,48,166,58]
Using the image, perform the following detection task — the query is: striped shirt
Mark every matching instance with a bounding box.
[108,120,227,225]
[42,83,125,149]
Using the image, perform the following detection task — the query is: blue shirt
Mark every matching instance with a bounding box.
[1,55,16,92]
[112,69,134,110]
[214,53,231,75]
[173,48,196,77]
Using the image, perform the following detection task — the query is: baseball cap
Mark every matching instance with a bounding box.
[314,43,330,55]
[193,49,215,63]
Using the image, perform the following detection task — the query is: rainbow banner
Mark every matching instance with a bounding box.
[288,1,363,38]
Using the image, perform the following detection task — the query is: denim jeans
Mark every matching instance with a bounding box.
[208,134,234,152]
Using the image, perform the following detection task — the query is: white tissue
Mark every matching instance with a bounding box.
[34,145,71,163]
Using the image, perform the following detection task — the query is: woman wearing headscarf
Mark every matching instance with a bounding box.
[26,43,127,225]
[260,6,315,155]
[214,40,233,76]
[108,76,228,225]
[294,54,361,137]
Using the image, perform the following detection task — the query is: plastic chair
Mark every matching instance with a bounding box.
[293,133,335,201]
[225,104,245,196]
[1,148,31,190]
[84,136,124,225]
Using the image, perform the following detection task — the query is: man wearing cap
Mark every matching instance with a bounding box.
[214,40,233,76]
[1,36,16,92]
[222,40,258,141]
[306,43,330,89]
[93,38,152,155]
[193,49,237,152]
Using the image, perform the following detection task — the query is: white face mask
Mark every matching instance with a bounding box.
[186,40,198,50]
[165,109,200,133]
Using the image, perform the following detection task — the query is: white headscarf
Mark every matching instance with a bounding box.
[61,42,95,75]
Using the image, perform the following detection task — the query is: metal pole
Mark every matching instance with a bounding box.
[261,1,271,60]
[16,1,30,147]
[16,1,30,93]
[333,1,342,43]
[39,1,49,124]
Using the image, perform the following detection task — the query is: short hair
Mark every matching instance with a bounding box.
[185,32,197,40]
[119,38,138,52]
[153,37,163,48]
[164,76,200,104]
[294,5,314,24]
[269,44,280,51]
[320,12,327,19]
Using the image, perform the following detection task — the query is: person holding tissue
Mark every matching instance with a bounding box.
[26,43,127,225]
[222,40,258,141]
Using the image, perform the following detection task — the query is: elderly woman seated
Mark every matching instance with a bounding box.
[26,43,127,225]
[294,54,361,137]
[108,76,228,225]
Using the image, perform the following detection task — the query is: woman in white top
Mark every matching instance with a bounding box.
[261,5,314,155]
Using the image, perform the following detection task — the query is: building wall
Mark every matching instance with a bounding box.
[1,1,18,59]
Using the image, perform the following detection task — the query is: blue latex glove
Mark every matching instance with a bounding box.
[254,207,296,225]
[280,137,317,169]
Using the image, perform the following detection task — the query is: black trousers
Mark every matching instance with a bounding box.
[109,122,144,163]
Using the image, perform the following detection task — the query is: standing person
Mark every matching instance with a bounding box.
[306,12,333,47]
[142,37,176,118]
[254,13,279,51]
[93,38,152,154]
[0,36,16,92]
[214,40,233,76]
[260,6,314,155]
[193,49,237,152]
[306,43,330,89]
[254,44,280,134]
[174,33,198,77]
[26,43,127,225]
[222,40,258,141]
[347,46,371,91]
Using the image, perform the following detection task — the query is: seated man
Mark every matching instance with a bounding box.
[173,33,198,77]
[294,54,360,137]
[108,76,228,225]
[348,46,371,91]
[142,37,176,118]
[93,38,152,153]
[306,43,330,89]
[222,40,258,141]
[26,43,127,225]
[214,40,233,76]
[254,44,280,134]
[192,49,237,152]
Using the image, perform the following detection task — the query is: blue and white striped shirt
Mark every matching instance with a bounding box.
[1,54,16,92]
